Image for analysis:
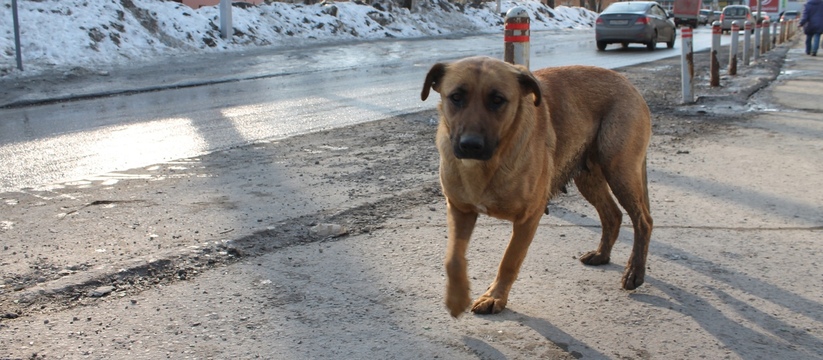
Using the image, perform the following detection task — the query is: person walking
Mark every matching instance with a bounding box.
[800,0,823,56]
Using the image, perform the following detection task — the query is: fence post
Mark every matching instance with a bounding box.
[681,27,694,104]
[711,21,721,87]
[504,6,530,68]
[762,19,770,54]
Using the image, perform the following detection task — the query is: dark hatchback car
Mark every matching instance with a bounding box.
[595,1,677,51]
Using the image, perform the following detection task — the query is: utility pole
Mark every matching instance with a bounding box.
[12,0,23,71]
[220,0,232,39]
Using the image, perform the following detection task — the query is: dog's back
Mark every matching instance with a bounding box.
[533,65,652,198]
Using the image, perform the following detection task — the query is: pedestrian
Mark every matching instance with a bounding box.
[800,0,823,56]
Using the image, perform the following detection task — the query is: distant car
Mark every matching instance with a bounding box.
[595,1,677,51]
[713,10,722,24]
[779,10,799,22]
[720,5,753,33]
[699,9,712,25]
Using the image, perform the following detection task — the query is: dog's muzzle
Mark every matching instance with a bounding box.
[454,133,495,160]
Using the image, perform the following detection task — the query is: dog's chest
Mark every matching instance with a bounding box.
[441,162,528,218]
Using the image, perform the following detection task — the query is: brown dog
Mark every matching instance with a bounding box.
[421,56,653,317]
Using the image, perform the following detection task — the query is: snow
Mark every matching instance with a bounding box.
[1,0,596,77]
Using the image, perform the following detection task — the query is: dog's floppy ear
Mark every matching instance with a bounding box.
[514,66,542,107]
[421,63,447,101]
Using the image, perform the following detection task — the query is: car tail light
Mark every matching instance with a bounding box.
[596,17,604,24]
[720,13,725,22]
[635,16,650,25]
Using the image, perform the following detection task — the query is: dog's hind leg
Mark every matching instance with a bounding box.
[471,212,542,315]
[574,163,623,266]
[605,157,653,290]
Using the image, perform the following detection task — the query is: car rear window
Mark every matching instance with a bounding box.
[724,7,749,16]
[603,2,649,13]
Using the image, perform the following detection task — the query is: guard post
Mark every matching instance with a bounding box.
[763,19,771,53]
[711,21,721,87]
[681,27,694,104]
[754,18,761,60]
[504,6,530,68]
[743,20,752,66]
[729,21,739,75]
[772,21,779,48]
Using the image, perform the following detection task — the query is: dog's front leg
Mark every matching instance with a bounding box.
[444,200,478,318]
[471,212,542,315]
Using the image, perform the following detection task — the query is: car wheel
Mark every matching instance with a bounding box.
[597,41,607,51]
[621,42,629,49]
[647,32,657,51]
[667,31,675,49]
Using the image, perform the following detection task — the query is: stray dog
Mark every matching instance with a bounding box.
[421,57,653,317]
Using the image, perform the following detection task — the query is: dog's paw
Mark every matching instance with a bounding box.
[621,267,645,290]
[445,276,471,318]
[579,251,610,266]
[445,290,471,318]
[470,295,507,315]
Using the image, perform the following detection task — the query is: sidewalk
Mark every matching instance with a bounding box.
[1,38,821,359]
[767,40,823,111]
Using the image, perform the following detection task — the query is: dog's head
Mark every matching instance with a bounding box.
[421,56,542,161]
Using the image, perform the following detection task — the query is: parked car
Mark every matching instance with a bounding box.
[720,5,753,33]
[713,10,722,24]
[699,9,713,25]
[779,10,799,22]
[595,1,677,51]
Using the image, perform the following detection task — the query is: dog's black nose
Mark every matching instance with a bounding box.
[456,134,488,159]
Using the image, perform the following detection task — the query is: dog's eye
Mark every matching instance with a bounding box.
[449,93,464,105]
[489,95,507,109]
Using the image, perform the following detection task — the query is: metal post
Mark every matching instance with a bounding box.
[504,6,530,68]
[789,19,795,39]
[729,21,739,75]
[220,0,232,40]
[743,21,752,66]
[711,21,721,87]
[754,19,761,60]
[763,19,770,54]
[778,19,785,44]
[12,0,23,71]
[772,21,778,49]
[681,27,694,104]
